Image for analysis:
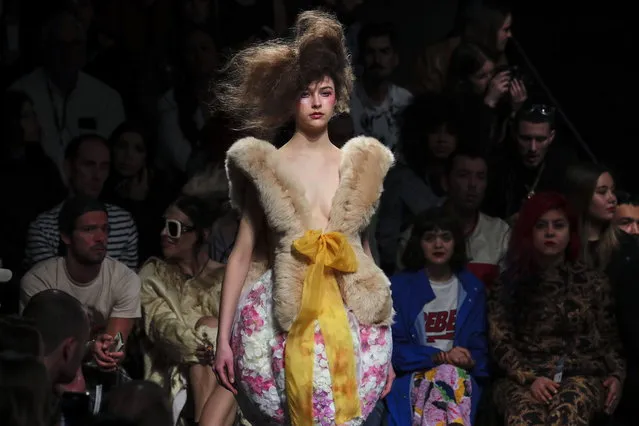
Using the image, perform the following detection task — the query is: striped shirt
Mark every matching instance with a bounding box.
[24,203,138,270]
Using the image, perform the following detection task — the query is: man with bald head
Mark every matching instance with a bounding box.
[9,10,125,176]
[22,289,90,386]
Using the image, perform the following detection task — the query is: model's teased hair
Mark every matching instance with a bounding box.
[214,10,353,138]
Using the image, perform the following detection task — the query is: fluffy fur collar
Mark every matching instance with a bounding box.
[226,136,395,330]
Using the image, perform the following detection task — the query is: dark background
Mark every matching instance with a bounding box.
[513,3,634,190]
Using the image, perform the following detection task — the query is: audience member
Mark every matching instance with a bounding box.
[141,195,235,425]
[103,121,179,264]
[9,11,125,176]
[157,25,218,174]
[484,101,578,221]
[614,191,639,236]
[387,207,488,425]
[21,289,90,387]
[489,192,624,424]
[24,134,138,270]
[414,0,512,94]
[21,197,141,373]
[350,22,412,151]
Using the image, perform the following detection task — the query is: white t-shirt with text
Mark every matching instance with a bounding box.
[415,276,459,352]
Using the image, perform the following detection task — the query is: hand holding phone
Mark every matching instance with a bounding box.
[108,332,124,353]
[92,333,124,371]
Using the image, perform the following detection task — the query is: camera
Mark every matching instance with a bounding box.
[495,64,532,87]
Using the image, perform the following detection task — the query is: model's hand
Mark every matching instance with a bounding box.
[380,364,395,398]
[213,341,237,394]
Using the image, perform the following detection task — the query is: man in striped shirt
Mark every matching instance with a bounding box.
[24,134,138,270]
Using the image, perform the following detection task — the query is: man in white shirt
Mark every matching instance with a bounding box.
[441,149,510,288]
[21,196,141,371]
[9,11,125,176]
[397,149,510,289]
[350,22,412,151]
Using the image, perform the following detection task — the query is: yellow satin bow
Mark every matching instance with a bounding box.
[285,230,361,426]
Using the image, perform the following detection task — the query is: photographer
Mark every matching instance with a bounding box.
[445,42,528,152]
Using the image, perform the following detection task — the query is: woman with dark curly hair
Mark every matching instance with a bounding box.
[212,10,395,426]
[386,207,488,425]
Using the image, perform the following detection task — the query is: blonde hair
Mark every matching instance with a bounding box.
[214,10,353,138]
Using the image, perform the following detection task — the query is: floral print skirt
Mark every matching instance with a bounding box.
[231,270,392,425]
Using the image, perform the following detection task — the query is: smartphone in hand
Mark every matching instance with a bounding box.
[108,332,124,353]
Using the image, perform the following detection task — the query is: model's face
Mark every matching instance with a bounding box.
[295,76,337,134]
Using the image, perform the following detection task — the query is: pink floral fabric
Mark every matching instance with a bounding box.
[231,270,392,425]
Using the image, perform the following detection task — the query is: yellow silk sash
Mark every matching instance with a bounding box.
[285,230,362,425]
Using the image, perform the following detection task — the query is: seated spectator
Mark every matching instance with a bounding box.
[181,166,237,265]
[484,102,578,221]
[445,41,526,150]
[9,11,125,176]
[440,149,509,287]
[386,207,488,425]
[21,289,90,390]
[488,192,624,424]
[103,122,179,263]
[413,0,512,94]
[614,190,639,236]
[0,351,56,426]
[376,94,454,274]
[24,134,138,270]
[350,22,412,151]
[395,149,510,288]
[21,197,141,374]
[141,196,236,425]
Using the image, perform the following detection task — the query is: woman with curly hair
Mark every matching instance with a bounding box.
[212,10,395,426]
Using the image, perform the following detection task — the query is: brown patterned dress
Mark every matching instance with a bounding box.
[488,261,625,425]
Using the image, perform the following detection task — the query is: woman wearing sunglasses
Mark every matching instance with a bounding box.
[139,195,238,426]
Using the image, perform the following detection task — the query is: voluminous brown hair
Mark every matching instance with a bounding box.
[214,10,353,138]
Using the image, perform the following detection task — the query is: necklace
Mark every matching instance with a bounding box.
[525,161,546,200]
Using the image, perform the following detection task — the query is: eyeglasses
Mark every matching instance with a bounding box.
[164,219,195,239]
[524,104,556,117]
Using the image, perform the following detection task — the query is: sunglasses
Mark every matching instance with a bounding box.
[525,104,556,117]
[164,219,195,239]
